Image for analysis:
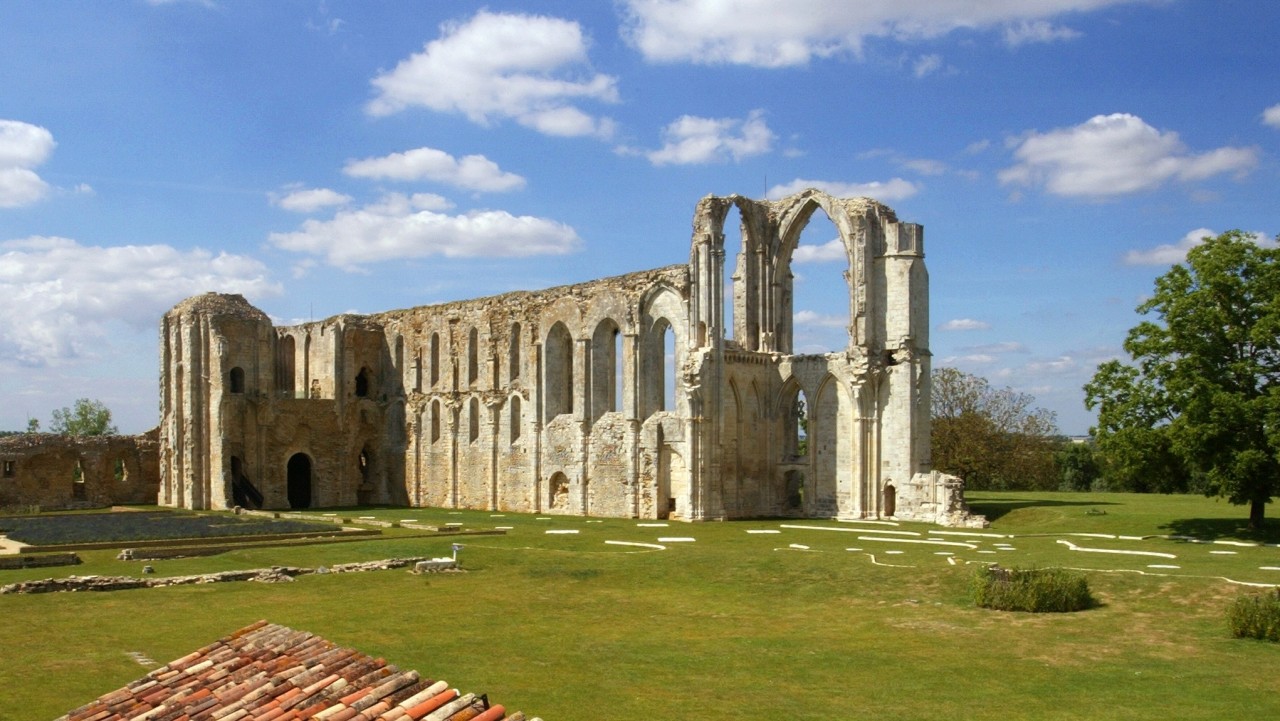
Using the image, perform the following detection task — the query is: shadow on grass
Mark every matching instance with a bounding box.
[1160,517,1280,544]
[966,497,1119,523]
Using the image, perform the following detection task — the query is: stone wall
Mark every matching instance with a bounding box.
[0,431,159,510]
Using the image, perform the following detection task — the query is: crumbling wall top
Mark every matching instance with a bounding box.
[167,292,271,324]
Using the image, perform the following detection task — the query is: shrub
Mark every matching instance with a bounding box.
[1227,589,1280,641]
[971,565,1093,613]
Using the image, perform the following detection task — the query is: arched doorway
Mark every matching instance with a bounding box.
[287,453,312,509]
[884,483,896,517]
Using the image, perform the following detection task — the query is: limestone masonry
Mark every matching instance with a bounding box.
[3,190,982,526]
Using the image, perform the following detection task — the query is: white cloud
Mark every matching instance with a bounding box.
[1263,103,1280,129]
[621,0,1138,67]
[913,54,943,78]
[0,120,55,208]
[344,147,526,192]
[1024,355,1079,375]
[1003,20,1081,47]
[1123,227,1272,266]
[767,177,918,201]
[273,187,352,213]
[794,310,847,327]
[939,318,990,331]
[645,110,774,165]
[268,193,582,270]
[0,236,279,367]
[367,11,618,138]
[1123,227,1214,266]
[999,113,1258,198]
[941,353,997,365]
[793,238,845,263]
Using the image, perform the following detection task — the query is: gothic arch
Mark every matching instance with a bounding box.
[544,321,574,422]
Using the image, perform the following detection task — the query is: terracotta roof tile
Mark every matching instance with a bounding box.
[56,623,534,721]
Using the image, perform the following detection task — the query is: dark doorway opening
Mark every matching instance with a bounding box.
[231,456,264,509]
[287,453,312,509]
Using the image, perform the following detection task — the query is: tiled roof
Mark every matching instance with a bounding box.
[57,620,535,721]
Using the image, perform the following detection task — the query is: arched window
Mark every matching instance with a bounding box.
[277,336,295,395]
[468,397,480,442]
[640,317,675,417]
[414,352,422,392]
[395,335,405,386]
[228,367,245,394]
[355,367,372,397]
[786,205,850,354]
[784,388,809,459]
[509,322,521,381]
[544,322,574,422]
[430,332,440,387]
[510,396,522,443]
[430,400,441,443]
[590,319,621,422]
[467,327,479,385]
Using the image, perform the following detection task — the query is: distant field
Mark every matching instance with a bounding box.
[2,492,1278,720]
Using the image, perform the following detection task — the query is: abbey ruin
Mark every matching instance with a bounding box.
[144,190,975,524]
[1,190,979,525]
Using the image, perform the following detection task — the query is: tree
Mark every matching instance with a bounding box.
[1085,231,1280,528]
[931,368,1059,490]
[49,398,118,436]
[1055,442,1102,492]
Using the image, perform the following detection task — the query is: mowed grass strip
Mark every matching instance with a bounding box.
[2,492,1279,720]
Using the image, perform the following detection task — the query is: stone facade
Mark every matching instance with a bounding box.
[158,189,982,525]
[0,431,160,510]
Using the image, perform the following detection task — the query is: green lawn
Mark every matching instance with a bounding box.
[3,493,1279,720]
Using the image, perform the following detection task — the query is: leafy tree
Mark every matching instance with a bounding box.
[26,418,39,433]
[1055,442,1102,492]
[1085,231,1280,528]
[49,398,118,436]
[931,367,1059,490]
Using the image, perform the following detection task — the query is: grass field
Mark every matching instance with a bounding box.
[3,492,1279,720]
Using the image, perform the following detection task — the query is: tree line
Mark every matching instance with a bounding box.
[937,230,1280,528]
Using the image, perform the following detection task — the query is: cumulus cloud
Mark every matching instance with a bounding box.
[767,177,918,201]
[1264,103,1280,129]
[792,238,845,263]
[268,193,582,271]
[939,318,990,331]
[0,236,279,367]
[1003,20,1081,47]
[367,11,618,138]
[999,113,1258,198]
[0,120,56,208]
[1123,227,1272,266]
[621,0,1136,67]
[645,110,774,165]
[344,147,526,192]
[273,187,352,213]
[793,310,847,327]
[912,54,943,78]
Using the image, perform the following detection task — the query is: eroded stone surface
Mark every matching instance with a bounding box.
[0,431,159,511]
[151,190,981,525]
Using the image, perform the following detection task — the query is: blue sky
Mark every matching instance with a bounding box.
[2,0,1278,435]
